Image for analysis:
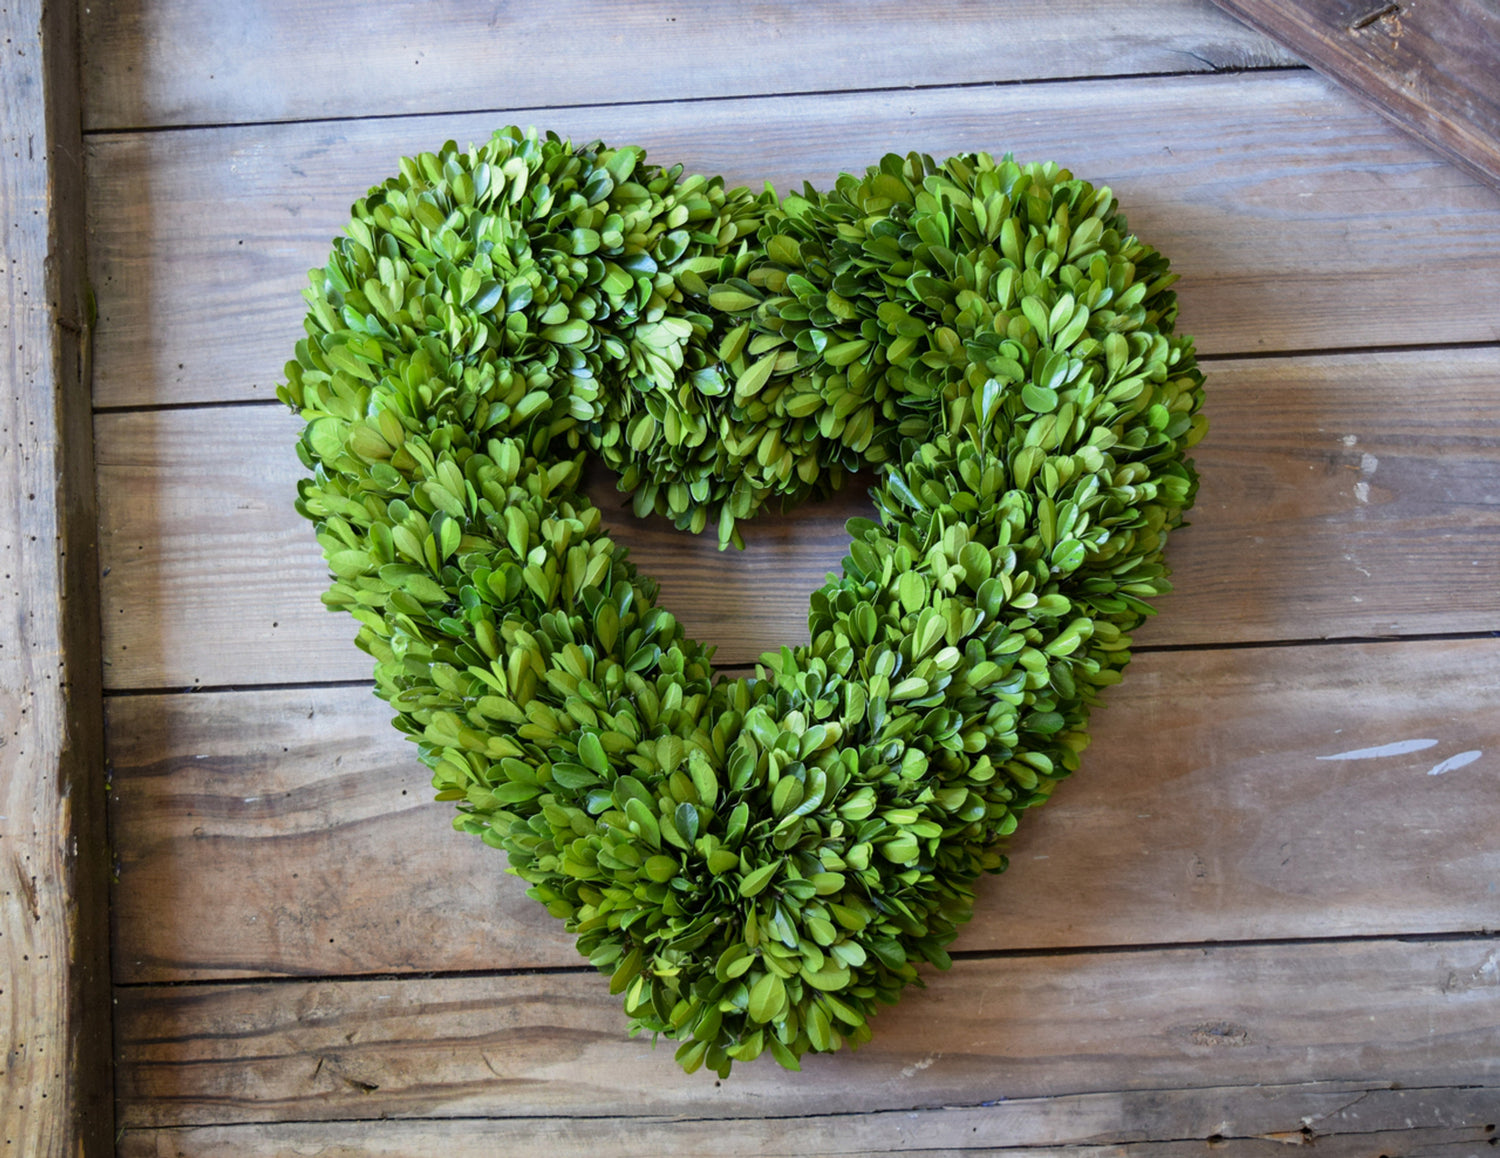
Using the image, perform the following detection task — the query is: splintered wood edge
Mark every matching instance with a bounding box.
[0,0,113,1151]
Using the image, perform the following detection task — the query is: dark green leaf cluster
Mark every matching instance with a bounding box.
[279,128,1205,1077]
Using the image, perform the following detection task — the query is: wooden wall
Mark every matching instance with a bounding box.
[77,1,1499,1153]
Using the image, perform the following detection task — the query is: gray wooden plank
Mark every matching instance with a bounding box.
[106,638,1500,982]
[0,0,114,1151]
[84,71,1500,411]
[93,348,1500,690]
[115,1084,1500,1156]
[114,939,1500,1127]
[80,0,1297,131]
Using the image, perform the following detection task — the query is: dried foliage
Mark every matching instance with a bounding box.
[279,127,1205,1075]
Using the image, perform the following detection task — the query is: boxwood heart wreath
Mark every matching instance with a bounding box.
[278,127,1205,1077]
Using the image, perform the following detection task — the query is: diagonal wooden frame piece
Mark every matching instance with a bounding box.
[1212,0,1500,190]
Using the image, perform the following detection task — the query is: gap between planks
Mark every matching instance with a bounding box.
[110,929,1500,992]
[78,65,1314,141]
[85,338,1500,416]
[96,629,1500,700]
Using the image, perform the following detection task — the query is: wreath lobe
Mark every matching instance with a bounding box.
[279,127,1205,1076]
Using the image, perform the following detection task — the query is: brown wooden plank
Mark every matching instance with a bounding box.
[0,0,114,1152]
[79,0,1296,132]
[114,938,1500,1127]
[115,1084,1500,1157]
[1213,0,1500,190]
[83,71,1500,411]
[94,347,1500,690]
[106,638,1500,983]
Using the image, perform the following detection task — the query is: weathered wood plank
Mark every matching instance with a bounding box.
[94,348,1500,689]
[106,638,1500,983]
[1166,347,1500,640]
[113,1129,1500,1158]
[0,0,114,1152]
[1213,0,1500,190]
[79,0,1296,132]
[114,1133,1499,1158]
[115,1084,1500,1157]
[105,682,577,981]
[83,71,1500,410]
[114,938,1500,1127]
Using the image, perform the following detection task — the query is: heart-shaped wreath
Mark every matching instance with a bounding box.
[279,126,1205,1077]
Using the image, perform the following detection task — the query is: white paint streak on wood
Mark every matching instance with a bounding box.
[1317,738,1439,760]
[1427,750,1482,775]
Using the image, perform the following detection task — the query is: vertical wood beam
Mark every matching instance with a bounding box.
[0,0,113,1152]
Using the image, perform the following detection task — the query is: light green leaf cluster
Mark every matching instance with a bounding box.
[279,128,1205,1077]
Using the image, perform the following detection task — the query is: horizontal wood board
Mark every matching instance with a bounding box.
[106,637,1500,983]
[84,71,1500,411]
[1213,0,1500,190]
[78,0,1297,132]
[115,938,1500,1127]
[117,1084,1500,1157]
[94,347,1500,689]
[114,1130,1500,1158]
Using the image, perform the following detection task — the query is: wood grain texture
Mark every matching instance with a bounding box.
[0,0,114,1152]
[94,347,1500,690]
[114,938,1500,1127]
[115,1084,1500,1157]
[113,1130,1500,1158]
[78,0,1296,132]
[82,70,1500,411]
[106,638,1500,983]
[1213,0,1500,190]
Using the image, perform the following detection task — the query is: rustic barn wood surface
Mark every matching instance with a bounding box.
[73,0,1500,1153]
[0,0,113,1152]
